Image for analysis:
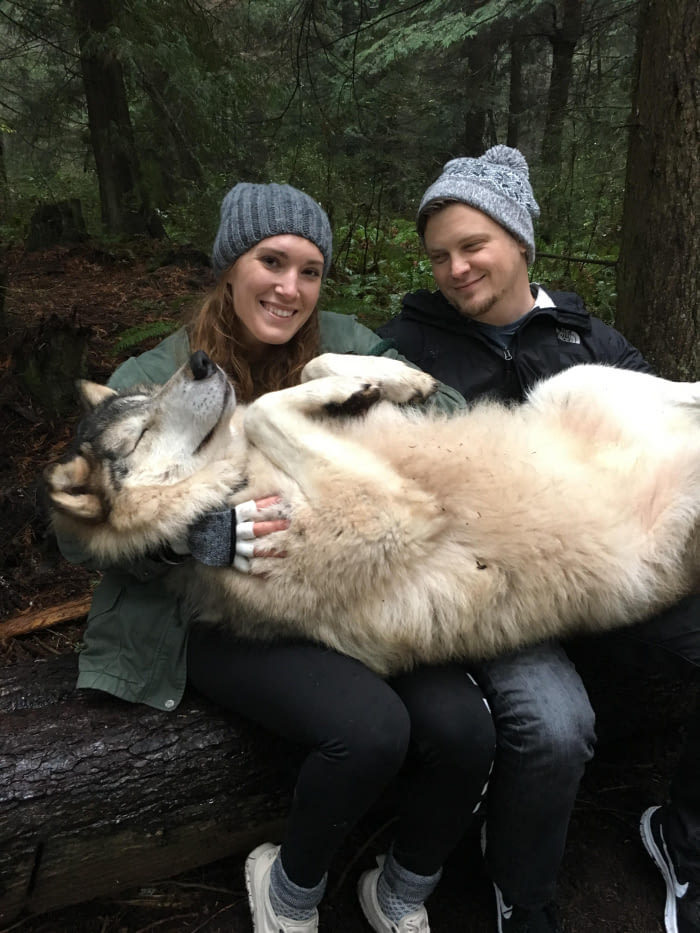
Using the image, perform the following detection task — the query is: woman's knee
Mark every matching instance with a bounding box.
[334,689,412,783]
[393,667,496,773]
[421,699,495,769]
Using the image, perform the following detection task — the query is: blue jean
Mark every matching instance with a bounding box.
[475,642,596,910]
[475,594,700,908]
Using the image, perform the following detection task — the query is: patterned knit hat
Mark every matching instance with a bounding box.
[417,145,540,264]
[211,182,333,279]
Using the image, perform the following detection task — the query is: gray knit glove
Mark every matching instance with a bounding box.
[187,500,260,572]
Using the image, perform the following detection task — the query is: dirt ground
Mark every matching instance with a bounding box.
[0,242,685,931]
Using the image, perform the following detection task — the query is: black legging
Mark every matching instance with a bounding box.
[187,624,495,887]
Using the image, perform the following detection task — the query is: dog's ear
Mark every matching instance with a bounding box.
[78,380,118,410]
[44,456,106,522]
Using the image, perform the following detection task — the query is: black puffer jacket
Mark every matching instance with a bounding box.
[377,288,652,403]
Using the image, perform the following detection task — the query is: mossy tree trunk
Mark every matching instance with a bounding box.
[616,0,699,379]
[0,132,9,219]
[73,0,164,238]
[540,0,584,183]
[507,31,524,149]
[13,314,92,416]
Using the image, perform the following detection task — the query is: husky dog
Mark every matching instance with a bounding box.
[45,351,700,675]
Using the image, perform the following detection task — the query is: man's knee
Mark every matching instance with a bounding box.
[477,643,596,772]
[609,594,700,674]
[513,688,596,770]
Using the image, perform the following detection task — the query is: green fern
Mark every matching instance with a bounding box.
[112,320,179,355]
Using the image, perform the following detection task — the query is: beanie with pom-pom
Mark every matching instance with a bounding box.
[417,145,540,264]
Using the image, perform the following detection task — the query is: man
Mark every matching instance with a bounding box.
[377,145,700,933]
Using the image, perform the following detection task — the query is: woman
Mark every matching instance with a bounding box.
[59,182,495,933]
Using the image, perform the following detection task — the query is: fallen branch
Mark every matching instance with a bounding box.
[536,252,617,267]
[0,594,92,639]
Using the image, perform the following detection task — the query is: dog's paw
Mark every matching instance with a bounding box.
[380,369,439,404]
[324,383,382,417]
[301,354,334,383]
[301,354,438,405]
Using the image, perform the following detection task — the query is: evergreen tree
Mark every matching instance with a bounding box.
[616,0,699,379]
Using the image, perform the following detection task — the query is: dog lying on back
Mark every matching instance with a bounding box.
[45,351,700,675]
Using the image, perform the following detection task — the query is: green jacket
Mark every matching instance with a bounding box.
[62,311,465,710]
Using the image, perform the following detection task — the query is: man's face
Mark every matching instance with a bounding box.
[423,202,532,325]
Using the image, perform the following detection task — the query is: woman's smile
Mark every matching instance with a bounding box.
[224,234,324,352]
[260,300,297,319]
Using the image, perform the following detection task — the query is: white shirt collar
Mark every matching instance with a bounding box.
[531,285,556,310]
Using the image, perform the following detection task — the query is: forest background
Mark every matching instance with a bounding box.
[0,0,697,383]
[0,2,698,930]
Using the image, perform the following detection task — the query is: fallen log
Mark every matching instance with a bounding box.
[1,644,696,926]
[0,654,300,925]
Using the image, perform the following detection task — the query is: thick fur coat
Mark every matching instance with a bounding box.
[46,352,700,675]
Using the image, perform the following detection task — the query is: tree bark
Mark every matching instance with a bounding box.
[0,259,6,341]
[461,34,498,156]
[616,0,699,379]
[139,67,204,186]
[25,199,88,251]
[541,0,584,181]
[0,655,299,924]
[507,32,524,149]
[0,132,9,218]
[73,0,164,238]
[12,313,92,416]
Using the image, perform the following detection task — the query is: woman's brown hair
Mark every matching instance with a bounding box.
[188,276,321,402]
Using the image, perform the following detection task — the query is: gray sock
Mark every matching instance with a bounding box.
[377,848,442,924]
[269,853,326,922]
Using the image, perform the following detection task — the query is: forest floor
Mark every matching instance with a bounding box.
[0,242,687,932]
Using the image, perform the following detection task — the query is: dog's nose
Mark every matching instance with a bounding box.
[190,350,216,381]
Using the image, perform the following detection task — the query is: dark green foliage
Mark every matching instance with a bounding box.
[111,319,179,355]
[0,0,640,320]
[326,218,433,329]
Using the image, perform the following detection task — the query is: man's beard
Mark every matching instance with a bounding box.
[452,289,499,320]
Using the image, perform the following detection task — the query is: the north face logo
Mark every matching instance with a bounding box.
[556,327,581,345]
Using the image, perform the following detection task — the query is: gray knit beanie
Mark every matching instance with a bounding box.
[211,182,333,279]
[417,145,540,265]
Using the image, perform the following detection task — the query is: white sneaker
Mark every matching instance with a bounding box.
[244,842,319,933]
[357,858,430,933]
[641,805,700,933]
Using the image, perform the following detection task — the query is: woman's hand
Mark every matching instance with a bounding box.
[234,496,289,572]
[184,495,290,573]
